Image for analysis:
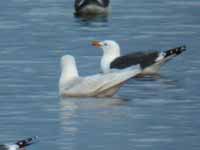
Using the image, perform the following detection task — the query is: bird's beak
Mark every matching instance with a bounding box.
[91,41,102,48]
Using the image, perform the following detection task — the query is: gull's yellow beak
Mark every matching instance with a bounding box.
[91,41,102,48]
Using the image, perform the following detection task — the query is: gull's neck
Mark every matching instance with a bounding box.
[59,60,79,89]
[101,47,120,73]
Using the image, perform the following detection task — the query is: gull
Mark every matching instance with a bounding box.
[92,40,186,76]
[59,55,141,98]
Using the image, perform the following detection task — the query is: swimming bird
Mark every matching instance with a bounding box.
[59,55,141,98]
[91,40,186,76]
[0,136,38,150]
[74,0,110,16]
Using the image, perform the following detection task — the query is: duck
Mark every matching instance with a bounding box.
[74,0,110,16]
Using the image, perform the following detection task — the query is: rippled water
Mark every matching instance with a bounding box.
[0,0,200,150]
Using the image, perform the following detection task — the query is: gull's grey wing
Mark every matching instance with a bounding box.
[63,65,141,97]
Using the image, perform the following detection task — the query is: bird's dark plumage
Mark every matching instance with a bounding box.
[15,136,38,148]
[0,136,39,150]
[164,45,186,58]
[111,45,186,69]
[111,51,159,69]
[74,0,110,15]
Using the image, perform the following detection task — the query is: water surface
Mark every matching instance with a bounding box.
[0,0,200,150]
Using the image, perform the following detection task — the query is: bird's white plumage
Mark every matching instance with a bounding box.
[99,40,121,73]
[155,52,165,62]
[97,0,104,5]
[59,55,79,90]
[59,55,141,97]
[77,0,85,6]
[5,144,19,150]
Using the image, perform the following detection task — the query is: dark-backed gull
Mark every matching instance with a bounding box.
[92,40,186,76]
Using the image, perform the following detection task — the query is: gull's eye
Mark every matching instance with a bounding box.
[104,43,108,46]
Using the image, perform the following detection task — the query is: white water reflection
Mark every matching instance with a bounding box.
[60,97,129,111]
[59,97,129,150]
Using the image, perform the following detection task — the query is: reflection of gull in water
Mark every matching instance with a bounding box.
[59,97,129,133]
[59,97,128,148]
[59,55,141,98]
[61,97,129,110]
[59,99,78,150]
[59,99,78,133]
[135,74,178,86]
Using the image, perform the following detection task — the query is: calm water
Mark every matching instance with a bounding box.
[0,0,200,150]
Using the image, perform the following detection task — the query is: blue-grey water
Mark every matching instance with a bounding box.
[0,0,200,150]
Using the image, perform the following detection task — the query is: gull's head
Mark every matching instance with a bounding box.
[61,55,76,69]
[60,55,75,89]
[60,55,79,81]
[91,40,121,73]
[91,40,120,55]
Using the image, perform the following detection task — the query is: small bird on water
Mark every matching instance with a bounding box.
[0,136,38,150]
[74,0,110,16]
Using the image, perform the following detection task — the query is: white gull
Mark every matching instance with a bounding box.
[59,55,141,98]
